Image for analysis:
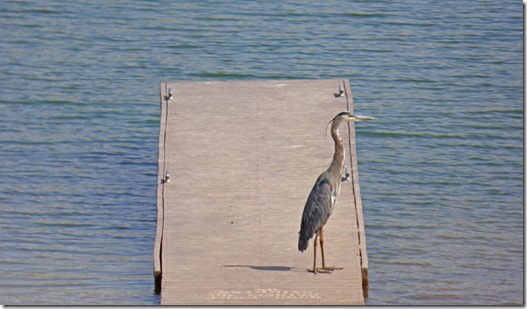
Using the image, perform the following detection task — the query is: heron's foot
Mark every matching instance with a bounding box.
[307,268,333,274]
[321,266,343,271]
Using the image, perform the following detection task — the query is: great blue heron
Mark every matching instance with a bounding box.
[298,111,375,274]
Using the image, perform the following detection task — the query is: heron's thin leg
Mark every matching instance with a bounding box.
[311,234,318,274]
[320,226,326,268]
[320,226,343,271]
[308,231,331,274]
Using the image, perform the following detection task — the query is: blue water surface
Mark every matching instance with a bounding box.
[0,0,523,305]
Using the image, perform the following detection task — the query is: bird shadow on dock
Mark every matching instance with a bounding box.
[222,265,343,274]
[223,265,303,272]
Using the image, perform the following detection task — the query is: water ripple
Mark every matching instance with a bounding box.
[0,0,522,306]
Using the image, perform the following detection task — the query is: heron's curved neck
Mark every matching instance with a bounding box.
[328,119,345,174]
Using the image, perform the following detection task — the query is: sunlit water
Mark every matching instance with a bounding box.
[0,0,522,305]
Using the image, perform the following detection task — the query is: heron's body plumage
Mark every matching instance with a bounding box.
[297,111,374,274]
[298,173,333,252]
[298,115,345,252]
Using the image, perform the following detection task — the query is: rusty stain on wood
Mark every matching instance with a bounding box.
[154,79,369,305]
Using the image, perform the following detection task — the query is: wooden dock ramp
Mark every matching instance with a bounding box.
[154,79,368,305]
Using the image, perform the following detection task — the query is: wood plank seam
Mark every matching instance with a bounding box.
[343,80,361,263]
[343,79,369,294]
[159,83,168,292]
[154,83,169,294]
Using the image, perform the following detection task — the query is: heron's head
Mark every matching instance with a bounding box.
[325,111,376,138]
[333,111,376,122]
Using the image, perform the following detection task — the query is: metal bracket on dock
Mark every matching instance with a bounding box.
[334,84,345,98]
[165,88,173,101]
[162,170,170,183]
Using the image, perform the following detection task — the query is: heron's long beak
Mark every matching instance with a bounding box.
[354,115,376,121]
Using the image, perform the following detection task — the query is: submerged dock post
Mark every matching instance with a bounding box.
[154,79,369,304]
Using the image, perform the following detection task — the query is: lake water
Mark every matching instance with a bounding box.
[0,0,523,305]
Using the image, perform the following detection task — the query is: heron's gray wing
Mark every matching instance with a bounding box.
[298,175,332,251]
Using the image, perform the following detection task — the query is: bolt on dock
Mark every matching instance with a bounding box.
[154,79,369,305]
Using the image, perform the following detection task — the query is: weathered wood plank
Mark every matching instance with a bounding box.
[154,79,368,305]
